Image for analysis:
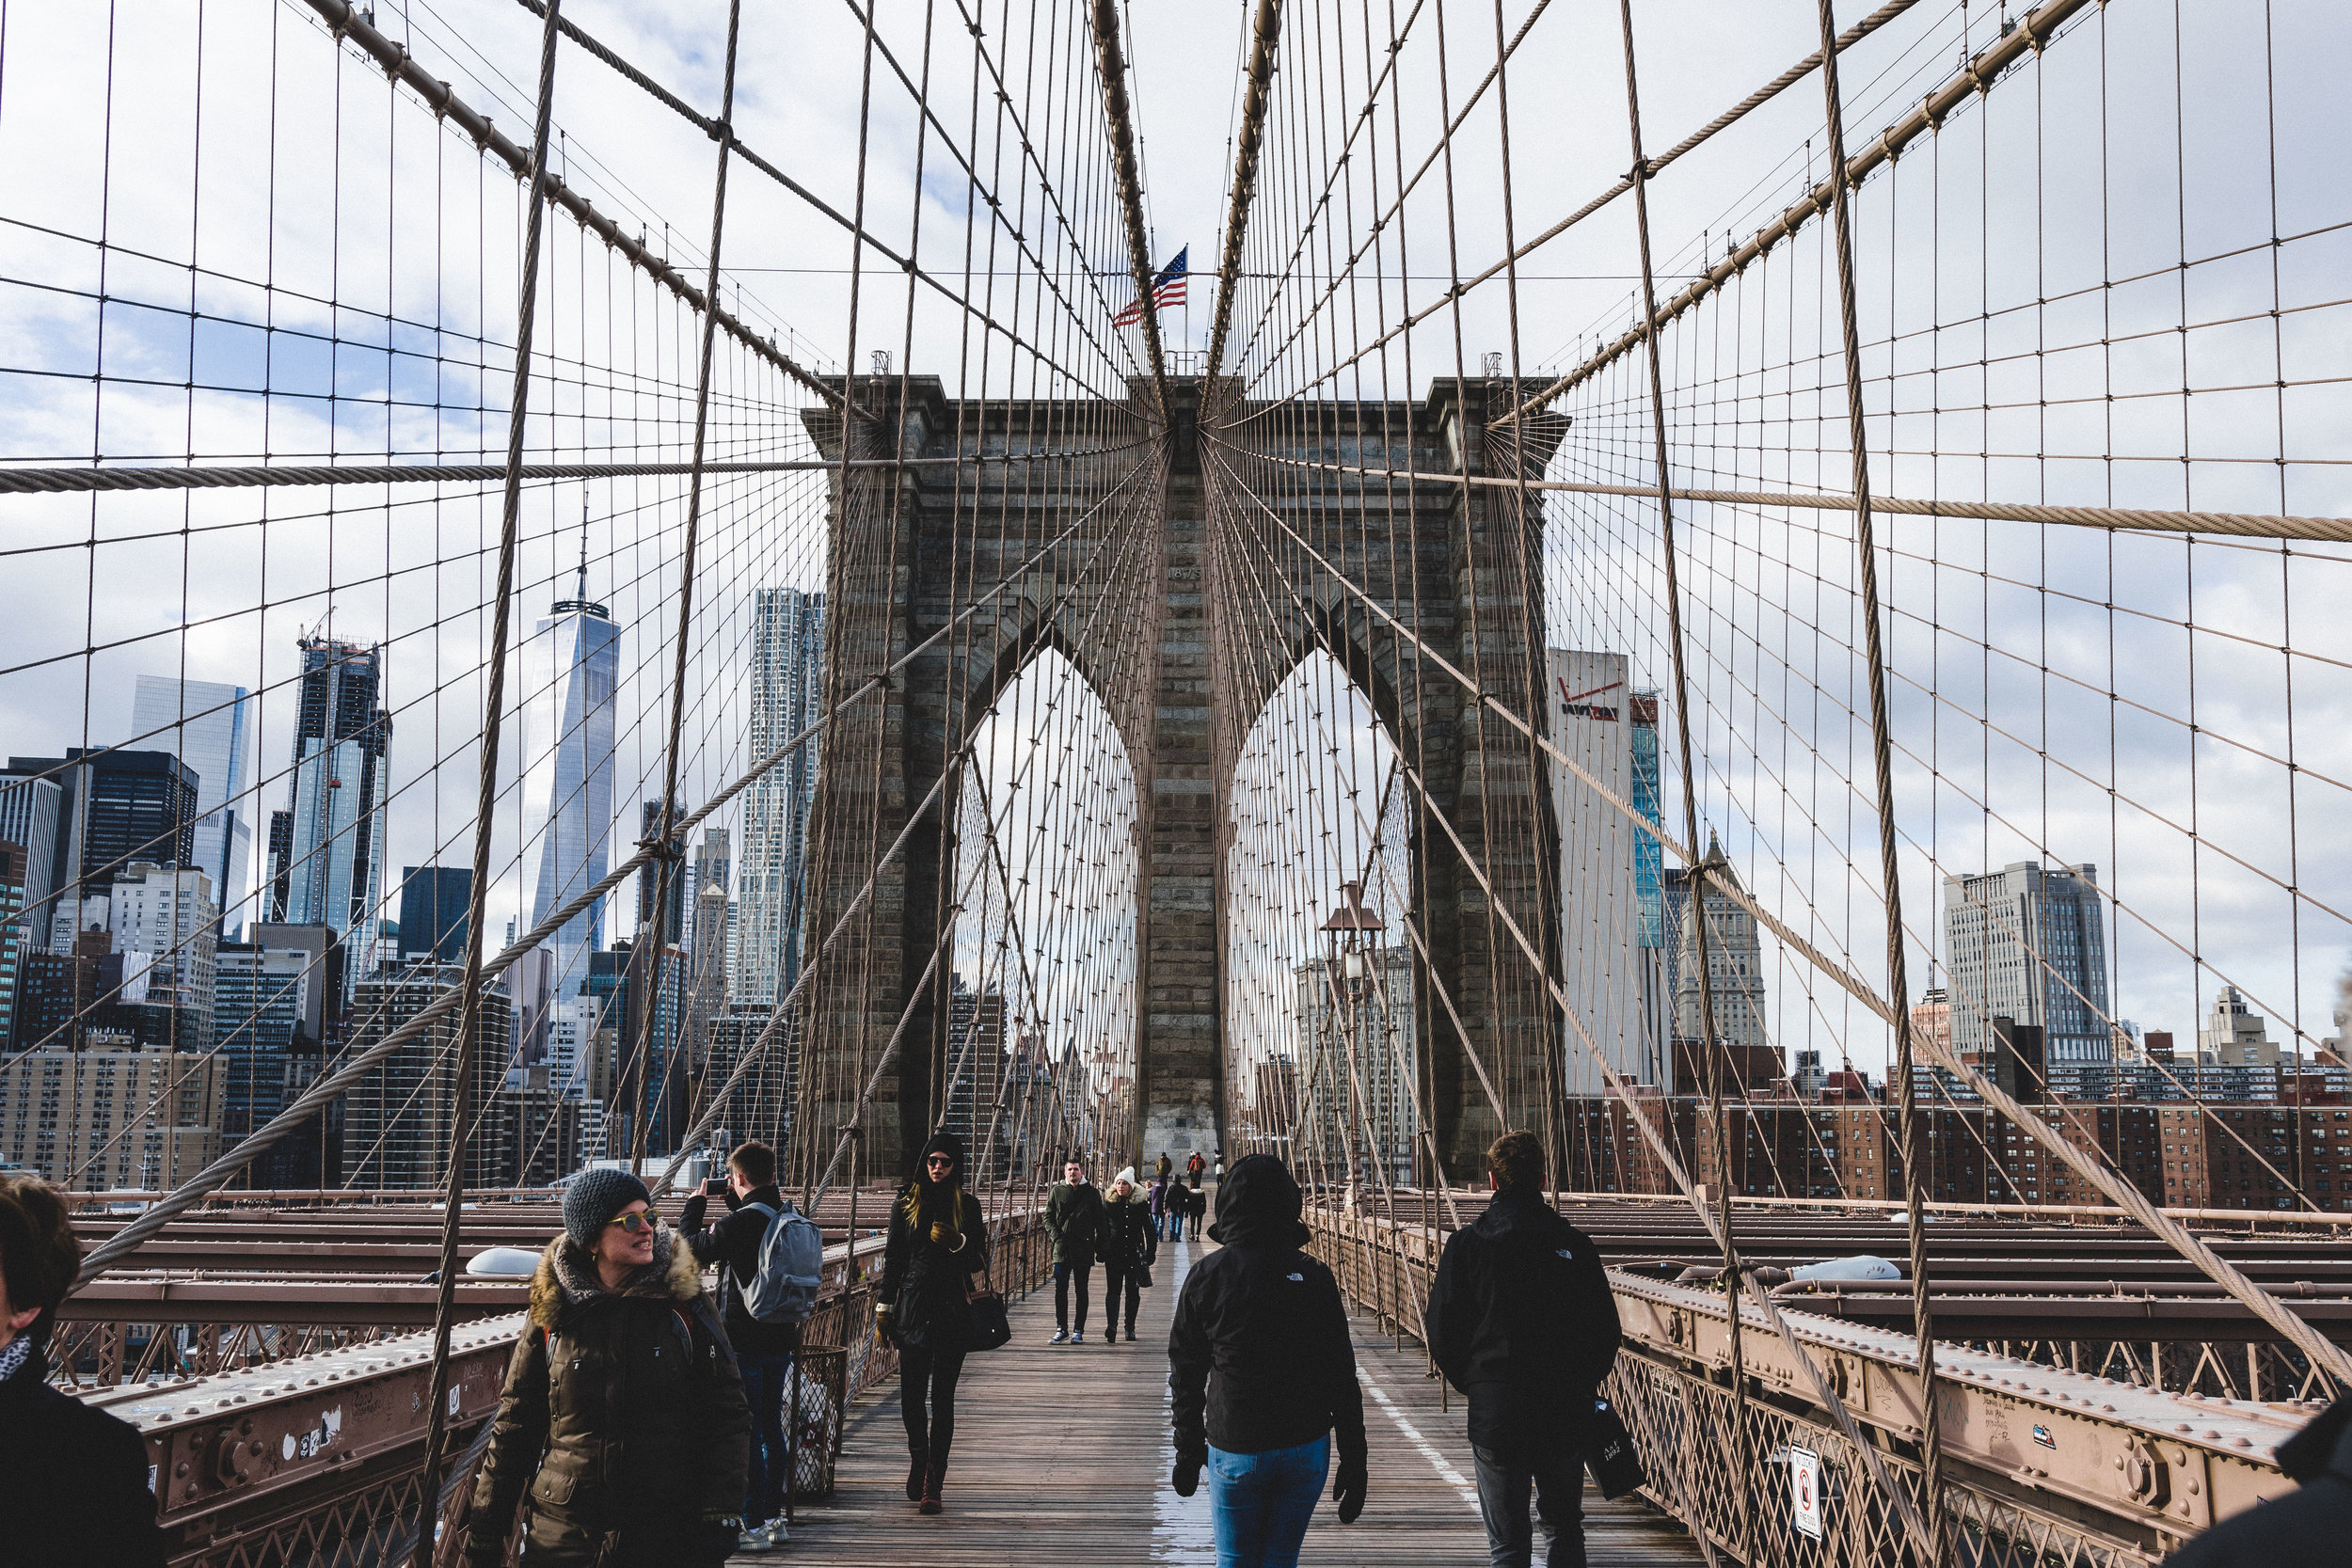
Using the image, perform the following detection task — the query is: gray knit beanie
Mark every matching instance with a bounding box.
[564,1168,653,1251]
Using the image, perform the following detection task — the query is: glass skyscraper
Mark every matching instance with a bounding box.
[132,674,253,936]
[397,865,472,962]
[268,637,391,998]
[732,588,824,1006]
[518,558,620,1002]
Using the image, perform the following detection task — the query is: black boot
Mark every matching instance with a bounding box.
[906,1446,928,1502]
[920,1456,946,1514]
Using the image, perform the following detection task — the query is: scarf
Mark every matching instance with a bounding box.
[0,1335,34,1386]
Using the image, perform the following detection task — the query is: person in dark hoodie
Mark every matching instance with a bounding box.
[1168,1152,1368,1568]
[680,1138,802,1552]
[465,1170,750,1567]
[0,1173,167,1568]
[2165,1395,2352,1567]
[1423,1131,1620,1568]
[877,1131,992,1513]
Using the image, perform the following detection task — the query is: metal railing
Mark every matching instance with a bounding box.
[1302,1205,2302,1565]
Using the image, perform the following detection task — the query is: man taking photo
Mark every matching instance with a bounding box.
[1423,1131,1620,1568]
[681,1140,806,1553]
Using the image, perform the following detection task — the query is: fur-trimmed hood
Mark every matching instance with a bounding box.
[528,1226,704,1330]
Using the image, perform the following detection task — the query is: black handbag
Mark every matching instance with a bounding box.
[1585,1396,1646,1499]
[966,1247,1011,1353]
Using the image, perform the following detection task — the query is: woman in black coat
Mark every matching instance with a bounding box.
[0,1175,167,1568]
[877,1132,992,1513]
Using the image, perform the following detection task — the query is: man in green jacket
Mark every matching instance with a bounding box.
[1044,1155,1107,1343]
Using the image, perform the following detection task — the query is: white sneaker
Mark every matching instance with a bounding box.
[1073,1328,1086,1343]
[738,1523,777,1553]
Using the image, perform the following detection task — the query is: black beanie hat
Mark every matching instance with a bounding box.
[919,1131,967,1176]
[564,1168,653,1251]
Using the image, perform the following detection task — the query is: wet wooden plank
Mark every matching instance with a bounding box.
[744,1236,1703,1565]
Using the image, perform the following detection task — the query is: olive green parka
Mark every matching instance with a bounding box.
[1045,1177,1106,1265]
[466,1229,749,1565]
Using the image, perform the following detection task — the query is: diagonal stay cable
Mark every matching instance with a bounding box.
[305,0,840,405]
[1498,0,2099,426]
[1205,437,2352,1388]
[410,1,567,1550]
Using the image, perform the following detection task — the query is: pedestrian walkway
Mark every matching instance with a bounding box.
[747,1235,1701,1565]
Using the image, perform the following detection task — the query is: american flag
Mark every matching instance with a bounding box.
[1114,246,1187,326]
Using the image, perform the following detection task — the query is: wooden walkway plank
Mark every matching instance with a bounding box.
[742,1235,1702,1565]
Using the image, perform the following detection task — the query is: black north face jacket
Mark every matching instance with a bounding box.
[1423,1186,1620,1458]
[1168,1155,1366,1465]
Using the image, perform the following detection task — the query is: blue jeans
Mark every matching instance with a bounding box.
[739,1352,794,1525]
[1470,1442,1586,1568]
[1207,1436,1329,1568]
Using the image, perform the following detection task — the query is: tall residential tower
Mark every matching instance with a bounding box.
[731,588,824,1006]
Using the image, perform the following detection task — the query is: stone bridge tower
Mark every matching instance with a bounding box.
[795,374,1563,1185]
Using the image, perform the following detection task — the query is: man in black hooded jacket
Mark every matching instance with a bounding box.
[1424,1131,1619,1568]
[1168,1153,1368,1562]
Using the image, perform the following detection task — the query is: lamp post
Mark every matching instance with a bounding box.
[1320,880,1386,1208]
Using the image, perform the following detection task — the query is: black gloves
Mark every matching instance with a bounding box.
[1171,1453,1203,1497]
[1333,1448,1367,1524]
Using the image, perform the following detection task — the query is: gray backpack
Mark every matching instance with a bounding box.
[737,1200,824,1323]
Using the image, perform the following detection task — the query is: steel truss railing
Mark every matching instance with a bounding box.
[1304,1206,2305,1565]
[68,1205,1052,1568]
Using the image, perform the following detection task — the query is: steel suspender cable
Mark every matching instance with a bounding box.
[411,5,564,1559]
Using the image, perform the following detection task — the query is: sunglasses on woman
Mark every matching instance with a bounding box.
[605,1210,660,1234]
[926,1155,956,1169]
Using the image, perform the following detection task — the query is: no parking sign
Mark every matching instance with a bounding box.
[1789,1446,1824,1539]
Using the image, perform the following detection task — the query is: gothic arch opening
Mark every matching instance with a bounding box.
[1222,650,1421,1188]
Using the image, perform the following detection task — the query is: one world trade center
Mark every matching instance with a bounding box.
[518,546,620,1004]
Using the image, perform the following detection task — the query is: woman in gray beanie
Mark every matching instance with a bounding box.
[464,1170,751,1565]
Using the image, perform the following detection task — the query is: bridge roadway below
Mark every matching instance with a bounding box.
[755,1232,1701,1566]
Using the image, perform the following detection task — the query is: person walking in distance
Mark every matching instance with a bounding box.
[1101,1167,1159,1343]
[1151,1171,1179,1243]
[1186,1181,1208,1241]
[681,1139,809,1553]
[1168,1153,1368,1568]
[1187,1148,1207,1189]
[1423,1131,1621,1568]
[876,1132,992,1513]
[0,1174,168,1568]
[1045,1154,1106,1343]
[467,1170,750,1567]
[1157,1150,1176,1184]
